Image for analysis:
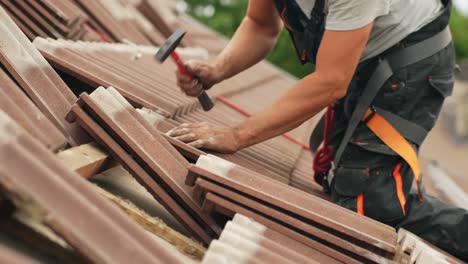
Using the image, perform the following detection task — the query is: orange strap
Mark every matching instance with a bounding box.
[362,109,423,201]
[393,163,407,215]
[357,193,365,216]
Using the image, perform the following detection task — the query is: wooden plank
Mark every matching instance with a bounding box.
[56,142,110,179]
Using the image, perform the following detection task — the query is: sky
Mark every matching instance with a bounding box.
[454,0,468,15]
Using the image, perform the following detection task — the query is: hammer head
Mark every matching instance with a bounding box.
[155,29,186,62]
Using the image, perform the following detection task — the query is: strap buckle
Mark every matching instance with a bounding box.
[362,106,377,124]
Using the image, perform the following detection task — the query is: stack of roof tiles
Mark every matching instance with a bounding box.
[202,214,322,264]
[190,154,397,263]
[67,86,220,244]
[0,6,88,147]
[0,0,464,263]
[0,0,91,41]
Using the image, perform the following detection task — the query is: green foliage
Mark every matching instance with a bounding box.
[185,0,468,78]
[450,9,468,60]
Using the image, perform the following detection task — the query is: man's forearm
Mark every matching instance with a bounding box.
[234,73,344,149]
[213,16,281,81]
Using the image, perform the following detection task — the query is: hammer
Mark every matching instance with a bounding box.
[155,29,214,111]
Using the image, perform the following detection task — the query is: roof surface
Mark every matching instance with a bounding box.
[0,0,464,263]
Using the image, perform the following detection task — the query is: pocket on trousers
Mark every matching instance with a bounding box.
[428,73,454,98]
[332,167,369,197]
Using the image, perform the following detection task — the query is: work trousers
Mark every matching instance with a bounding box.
[328,42,468,261]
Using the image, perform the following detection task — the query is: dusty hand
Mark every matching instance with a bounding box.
[176,60,221,97]
[166,122,241,154]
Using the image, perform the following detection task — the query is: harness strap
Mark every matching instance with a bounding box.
[362,108,424,201]
[386,27,453,70]
[328,26,452,189]
[374,107,428,146]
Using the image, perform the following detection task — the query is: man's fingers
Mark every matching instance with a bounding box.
[174,133,198,143]
[166,128,190,137]
[177,80,203,97]
[183,122,207,128]
[188,139,206,149]
[177,79,198,90]
[185,61,202,76]
[175,70,192,82]
[186,84,204,96]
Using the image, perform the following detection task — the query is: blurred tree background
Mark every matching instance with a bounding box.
[182,0,468,78]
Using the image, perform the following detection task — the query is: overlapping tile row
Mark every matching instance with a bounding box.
[34,38,282,118]
[0,0,94,41]
[289,149,328,199]
[0,111,182,264]
[136,0,180,44]
[202,214,330,264]
[94,0,167,45]
[187,154,399,263]
[67,86,221,244]
[72,0,156,45]
[0,7,89,146]
[34,38,198,117]
[0,66,66,151]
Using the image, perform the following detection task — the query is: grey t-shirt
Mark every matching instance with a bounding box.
[296,0,444,61]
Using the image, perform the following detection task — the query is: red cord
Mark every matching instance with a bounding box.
[313,105,336,184]
[217,96,310,151]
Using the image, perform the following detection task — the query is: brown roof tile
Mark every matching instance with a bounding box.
[0,67,67,151]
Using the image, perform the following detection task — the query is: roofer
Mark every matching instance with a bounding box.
[169,0,468,260]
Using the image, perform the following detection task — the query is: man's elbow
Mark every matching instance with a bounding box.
[331,85,348,100]
[321,73,350,101]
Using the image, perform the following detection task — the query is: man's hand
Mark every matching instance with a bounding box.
[176,1,282,98]
[167,122,241,154]
[176,60,222,97]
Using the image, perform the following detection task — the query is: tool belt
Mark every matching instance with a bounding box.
[310,1,453,203]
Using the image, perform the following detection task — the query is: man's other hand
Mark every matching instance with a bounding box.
[176,60,221,97]
[167,122,241,154]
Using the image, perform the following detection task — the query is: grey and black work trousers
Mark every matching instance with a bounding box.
[327,42,468,261]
